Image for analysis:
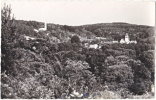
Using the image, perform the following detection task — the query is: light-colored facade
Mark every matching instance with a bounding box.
[120,39,125,44]
[125,33,130,44]
[38,22,47,31]
[34,22,47,33]
[120,33,137,44]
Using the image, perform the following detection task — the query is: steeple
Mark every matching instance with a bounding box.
[44,22,47,30]
[125,33,130,44]
[38,22,47,31]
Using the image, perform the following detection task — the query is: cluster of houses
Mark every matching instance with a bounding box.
[83,33,137,49]
[120,33,137,44]
[31,21,137,50]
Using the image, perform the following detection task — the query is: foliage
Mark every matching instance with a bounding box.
[101,64,134,90]
[127,59,152,94]
[1,4,155,99]
[1,4,17,72]
[130,79,152,95]
[61,59,98,93]
[71,35,80,43]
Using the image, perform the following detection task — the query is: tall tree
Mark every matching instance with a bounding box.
[71,35,80,44]
[1,4,16,72]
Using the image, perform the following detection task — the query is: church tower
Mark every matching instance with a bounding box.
[44,22,47,30]
[125,33,130,44]
[38,22,47,31]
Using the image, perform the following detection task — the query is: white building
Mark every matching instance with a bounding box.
[88,44,102,49]
[38,22,47,31]
[125,33,130,44]
[34,22,47,33]
[112,41,118,43]
[120,33,137,44]
[120,39,125,44]
[24,35,35,40]
[89,44,98,49]
[129,40,137,44]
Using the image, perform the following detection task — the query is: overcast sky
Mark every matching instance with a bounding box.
[2,0,155,26]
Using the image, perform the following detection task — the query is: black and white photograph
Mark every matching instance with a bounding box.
[1,0,155,99]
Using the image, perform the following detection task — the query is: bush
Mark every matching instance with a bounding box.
[71,35,80,43]
[100,64,134,90]
[61,59,98,94]
[104,55,116,66]
[63,51,86,61]
[140,50,154,82]
[127,59,152,94]
[130,82,147,95]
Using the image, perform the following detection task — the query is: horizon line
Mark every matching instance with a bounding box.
[15,19,155,27]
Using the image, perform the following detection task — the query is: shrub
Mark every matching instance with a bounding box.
[63,51,86,61]
[140,50,154,83]
[61,59,98,94]
[130,80,150,95]
[104,55,116,66]
[100,64,134,90]
[71,35,80,43]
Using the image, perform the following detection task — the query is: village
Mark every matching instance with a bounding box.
[1,0,155,99]
[82,33,137,49]
[21,22,138,51]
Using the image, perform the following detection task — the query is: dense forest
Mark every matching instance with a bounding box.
[1,5,155,99]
